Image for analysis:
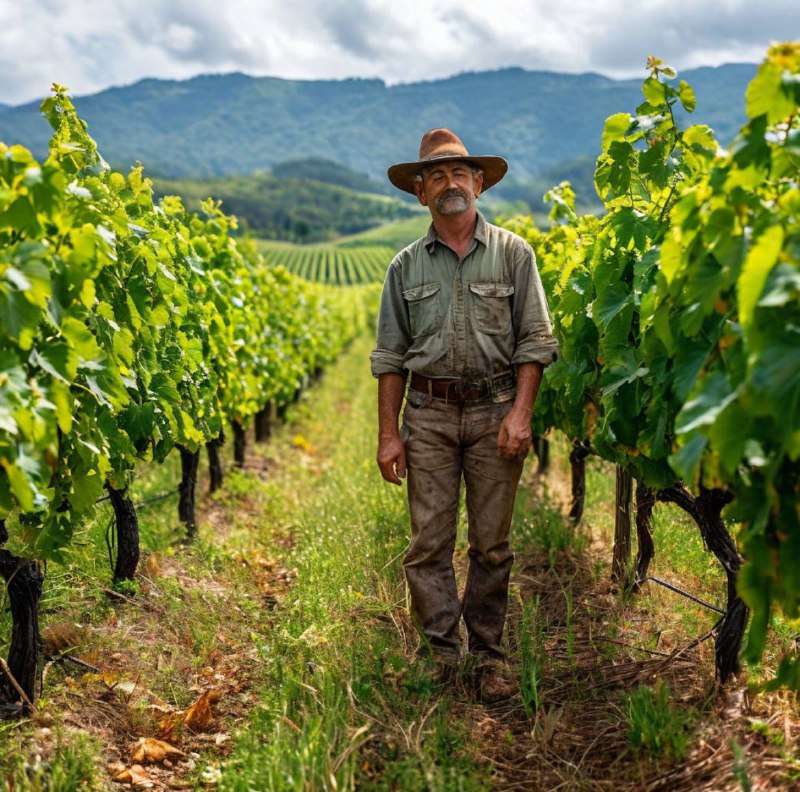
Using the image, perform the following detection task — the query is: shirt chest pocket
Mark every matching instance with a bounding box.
[469,282,514,335]
[403,282,442,338]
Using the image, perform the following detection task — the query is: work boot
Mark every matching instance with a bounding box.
[409,651,458,688]
[475,658,516,703]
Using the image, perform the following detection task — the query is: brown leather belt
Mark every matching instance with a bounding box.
[409,371,515,404]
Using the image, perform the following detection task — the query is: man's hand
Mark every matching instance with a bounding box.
[496,362,542,459]
[376,372,408,485]
[377,433,407,485]
[497,406,532,459]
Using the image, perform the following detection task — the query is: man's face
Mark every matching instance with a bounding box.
[414,161,483,217]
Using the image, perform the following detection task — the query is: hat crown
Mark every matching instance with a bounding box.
[418,128,469,161]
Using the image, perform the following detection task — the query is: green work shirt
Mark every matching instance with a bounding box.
[370,212,559,380]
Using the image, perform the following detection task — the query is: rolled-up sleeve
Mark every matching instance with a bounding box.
[510,243,560,367]
[370,259,412,377]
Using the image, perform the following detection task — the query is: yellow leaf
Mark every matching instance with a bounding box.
[156,711,183,742]
[144,552,161,579]
[183,688,221,733]
[130,737,185,764]
[79,277,96,308]
[292,434,315,452]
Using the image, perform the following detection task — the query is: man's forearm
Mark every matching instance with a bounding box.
[511,362,543,416]
[378,372,407,438]
[496,362,543,458]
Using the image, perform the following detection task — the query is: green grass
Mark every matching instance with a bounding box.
[1,729,103,792]
[624,681,693,761]
[513,487,588,567]
[582,454,616,541]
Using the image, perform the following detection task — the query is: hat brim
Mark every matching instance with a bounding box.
[387,154,508,195]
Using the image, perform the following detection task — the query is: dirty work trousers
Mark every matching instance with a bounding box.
[400,389,525,661]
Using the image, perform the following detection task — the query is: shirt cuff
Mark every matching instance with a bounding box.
[511,336,560,367]
[370,348,406,378]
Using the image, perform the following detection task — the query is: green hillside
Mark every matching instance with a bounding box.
[271,157,392,196]
[335,215,431,249]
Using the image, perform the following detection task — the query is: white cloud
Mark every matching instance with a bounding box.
[0,0,796,105]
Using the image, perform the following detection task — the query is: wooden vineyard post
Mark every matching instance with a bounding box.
[107,484,140,582]
[568,441,590,524]
[178,446,201,538]
[632,481,655,591]
[0,520,44,707]
[533,436,550,474]
[612,466,633,582]
[254,404,272,443]
[206,432,224,493]
[232,420,246,468]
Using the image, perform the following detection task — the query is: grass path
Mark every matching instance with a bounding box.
[2,331,798,790]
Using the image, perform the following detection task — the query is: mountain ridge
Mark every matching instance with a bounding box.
[0,64,756,182]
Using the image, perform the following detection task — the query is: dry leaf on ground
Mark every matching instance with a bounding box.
[157,688,222,740]
[183,688,222,732]
[156,712,184,742]
[144,553,162,578]
[113,763,152,787]
[130,737,185,764]
[42,623,83,656]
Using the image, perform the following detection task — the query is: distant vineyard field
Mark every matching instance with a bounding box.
[334,214,430,249]
[260,242,395,285]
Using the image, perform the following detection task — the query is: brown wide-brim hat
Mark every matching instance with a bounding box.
[387,128,508,194]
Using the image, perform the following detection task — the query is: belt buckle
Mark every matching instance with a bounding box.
[464,380,485,403]
[491,371,515,403]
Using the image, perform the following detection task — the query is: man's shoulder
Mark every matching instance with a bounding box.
[483,218,531,247]
[480,218,535,261]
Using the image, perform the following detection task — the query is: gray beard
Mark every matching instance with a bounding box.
[435,190,471,215]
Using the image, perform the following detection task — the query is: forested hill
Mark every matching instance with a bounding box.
[152,169,420,243]
[0,64,755,181]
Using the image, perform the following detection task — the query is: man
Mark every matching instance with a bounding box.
[370,129,559,701]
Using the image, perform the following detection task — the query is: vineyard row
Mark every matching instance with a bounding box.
[0,85,379,707]
[503,46,799,687]
[263,242,394,285]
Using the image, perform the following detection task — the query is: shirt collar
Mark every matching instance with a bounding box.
[424,210,488,253]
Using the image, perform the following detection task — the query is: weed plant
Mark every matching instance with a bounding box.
[624,681,692,761]
[519,597,544,718]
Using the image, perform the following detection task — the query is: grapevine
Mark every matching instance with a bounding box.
[0,86,377,704]
[503,44,799,684]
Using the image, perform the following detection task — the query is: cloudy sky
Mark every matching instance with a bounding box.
[0,0,796,106]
